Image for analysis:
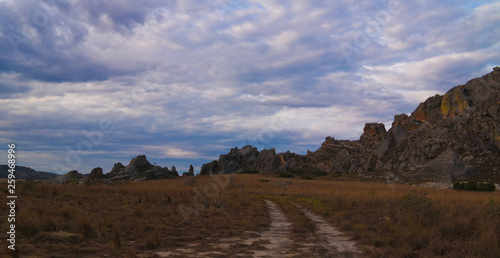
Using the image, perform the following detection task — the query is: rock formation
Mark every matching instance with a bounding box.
[87,167,104,183]
[201,68,500,183]
[56,155,179,183]
[105,155,178,181]
[55,170,85,184]
[182,165,195,176]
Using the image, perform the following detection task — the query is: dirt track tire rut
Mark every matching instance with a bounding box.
[155,199,362,257]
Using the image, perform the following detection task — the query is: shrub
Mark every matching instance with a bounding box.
[301,175,313,180]
[454,181,496,192]
[238,170,259,174]
[313,170,327,177]
[465,181,478,191]
[400,190,433,217]
[477,182,495,192]
[278,172,293,178]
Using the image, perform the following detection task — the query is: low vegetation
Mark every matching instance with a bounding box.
[1,175,499,257]
[0,176,269,257]
[453,181,496,192]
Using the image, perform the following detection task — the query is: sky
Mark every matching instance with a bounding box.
[0,0,499,174]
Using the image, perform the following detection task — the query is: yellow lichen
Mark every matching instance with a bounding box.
[441,93,451,117]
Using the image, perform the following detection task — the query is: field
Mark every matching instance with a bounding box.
[1,174,499,257]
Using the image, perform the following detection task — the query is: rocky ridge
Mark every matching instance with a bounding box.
[201,68,500,183]
[0,165,58,180]
[55,155,182,184]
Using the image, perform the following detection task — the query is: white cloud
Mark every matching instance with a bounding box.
[0,0,499,173]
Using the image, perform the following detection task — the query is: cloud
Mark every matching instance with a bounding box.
[0,0,499,174]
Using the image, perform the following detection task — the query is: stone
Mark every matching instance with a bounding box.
[55,170,84,184]
[200,69,500,183]
[182,165,195,177]
[87,167,104,183]
[410,150,479,182]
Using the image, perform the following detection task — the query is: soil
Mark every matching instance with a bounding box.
[154,200,361,257]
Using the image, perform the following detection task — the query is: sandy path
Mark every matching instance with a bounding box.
[154,200,362,257]
[294,204,362,257]
[249,200,293,257]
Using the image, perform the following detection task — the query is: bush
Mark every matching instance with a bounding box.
[400,190,433,217]
[313,170,327,177]
[278,172,293,178]
[238,170,259,174]
[477,182,496,192]
[453,181,495,192]
[301,175,313,180]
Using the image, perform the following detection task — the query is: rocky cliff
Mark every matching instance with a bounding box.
[201,68,500,183]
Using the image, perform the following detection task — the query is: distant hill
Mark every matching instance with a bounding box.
[201,67,500,184]
[0,165,59,180]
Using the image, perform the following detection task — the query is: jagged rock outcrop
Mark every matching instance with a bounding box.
[364,68,500,182]
[106,155,178,181]
[182,165,195,176]
[201,68,500,183]
[56,155,179,183]
[200,146,305,175]
[55,170,85,184]
[87,167,104,183]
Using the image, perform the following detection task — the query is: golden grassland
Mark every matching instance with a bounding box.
[1,174,499,257]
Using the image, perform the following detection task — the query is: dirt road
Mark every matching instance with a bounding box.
[155,200,361,257]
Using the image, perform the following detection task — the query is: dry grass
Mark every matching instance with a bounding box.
[0,174,499,257]
[0,176,269,257]
[238,175,500,257]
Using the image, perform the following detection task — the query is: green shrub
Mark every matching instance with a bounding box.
[289,170,303,175]
[301,175,313,180]
[238,170,259,174]
[453,181,496,192]
[313,170,327,177]
[477,182,496,192]
[465,181,477,191]
[278,172,293,178]
[453,182,464,190]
